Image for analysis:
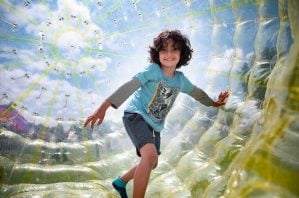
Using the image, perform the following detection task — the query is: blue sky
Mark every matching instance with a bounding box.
[0,0,237,128]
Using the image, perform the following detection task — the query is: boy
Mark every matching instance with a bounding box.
[84,30,229,198]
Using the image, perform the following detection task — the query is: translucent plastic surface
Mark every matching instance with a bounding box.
[1,0,298,197]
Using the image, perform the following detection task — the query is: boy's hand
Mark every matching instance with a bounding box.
[84,111,105,129]
[84,100,111,129]
[213,91,230,107]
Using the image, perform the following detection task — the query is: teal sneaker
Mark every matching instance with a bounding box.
[112,177,128,198]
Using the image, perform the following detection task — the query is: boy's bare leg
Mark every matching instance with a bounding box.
[120,165,138,182]
[133,143,158,198]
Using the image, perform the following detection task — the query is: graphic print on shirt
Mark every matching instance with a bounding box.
[147,81,180,124]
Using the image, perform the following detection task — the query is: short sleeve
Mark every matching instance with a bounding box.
[135,63,160,85]
[181,73,194,94]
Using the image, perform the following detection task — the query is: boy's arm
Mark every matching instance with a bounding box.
[189,86,214,106]
[106,77,141,108]
[84,78,141,129]
[189,86,229,107]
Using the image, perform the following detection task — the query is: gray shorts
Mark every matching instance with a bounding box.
[122,112,161,157]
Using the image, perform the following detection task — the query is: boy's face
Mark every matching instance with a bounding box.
[159,39,181,69]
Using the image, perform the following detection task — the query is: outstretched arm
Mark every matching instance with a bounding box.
[189,86,229,107]
[84,78,141,129]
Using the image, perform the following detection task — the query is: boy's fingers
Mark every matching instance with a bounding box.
[83,119,90,127]
[223,91,229,96]
[219,92,226,98]
[91,118,97,129]
[219,91,229,100]
[91,121,95,129]
[219,93,225,100]
[84,112,105,128]
[84,116,93,127]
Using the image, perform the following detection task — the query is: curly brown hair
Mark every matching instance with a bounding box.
[148,30,193,69]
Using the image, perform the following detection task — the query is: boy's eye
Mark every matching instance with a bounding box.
[160,47,179,51]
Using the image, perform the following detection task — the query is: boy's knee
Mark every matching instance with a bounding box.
[147,152,158,168]
[140,144,158,168]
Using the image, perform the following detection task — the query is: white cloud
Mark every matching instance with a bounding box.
[78,57,107,72]
[57,0,91,20]
[56,31,86,50]
[209,48,234,72]
[0,0,115,123]
[202,48,234,95]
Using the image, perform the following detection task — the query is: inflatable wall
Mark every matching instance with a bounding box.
[1,0,298,197]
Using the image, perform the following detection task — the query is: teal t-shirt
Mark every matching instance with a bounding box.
[125,63,194,132]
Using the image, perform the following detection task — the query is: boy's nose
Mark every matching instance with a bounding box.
[166,50,173,55]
